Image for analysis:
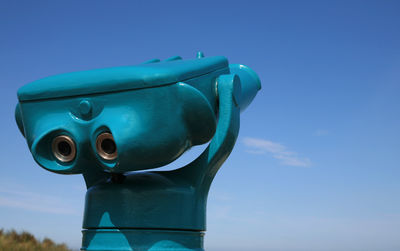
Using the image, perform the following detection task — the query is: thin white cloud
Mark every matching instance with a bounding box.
[242,137,311,167]
[314,129,329,136]
[0,187,80,215]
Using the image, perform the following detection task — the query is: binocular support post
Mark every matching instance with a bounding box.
[81,74,240,250]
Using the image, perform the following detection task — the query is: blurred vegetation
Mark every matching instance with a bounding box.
[0,229,71,251]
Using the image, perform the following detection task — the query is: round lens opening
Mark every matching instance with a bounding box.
[101,138,116,155]
[96,132,117,160]
[57,141,72,156]
[52,135,76,163]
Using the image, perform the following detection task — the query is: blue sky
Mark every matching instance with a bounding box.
[1,1,399,250]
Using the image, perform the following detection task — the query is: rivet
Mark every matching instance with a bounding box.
[79,100,92,115]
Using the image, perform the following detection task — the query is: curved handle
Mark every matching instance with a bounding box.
[170,74,241,190]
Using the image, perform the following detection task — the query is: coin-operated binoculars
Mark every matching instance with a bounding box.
[15,53,261,251]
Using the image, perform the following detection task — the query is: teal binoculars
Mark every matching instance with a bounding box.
[16,53,261,250]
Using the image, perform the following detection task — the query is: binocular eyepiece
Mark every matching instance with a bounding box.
[51,132,118,163]
[95,132,117,161]
[52,135,76,162]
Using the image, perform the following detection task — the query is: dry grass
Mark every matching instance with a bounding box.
[0,229,71,251]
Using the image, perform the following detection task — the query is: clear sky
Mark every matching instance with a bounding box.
[1,1,399,251]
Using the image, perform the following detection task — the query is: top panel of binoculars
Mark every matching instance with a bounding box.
[18,56,228,101]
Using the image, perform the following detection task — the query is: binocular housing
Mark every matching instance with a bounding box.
[16,55,260,175]
[16,54,261,250]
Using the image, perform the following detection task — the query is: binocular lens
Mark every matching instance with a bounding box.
[52,135,76,162]
[96,132,117,160]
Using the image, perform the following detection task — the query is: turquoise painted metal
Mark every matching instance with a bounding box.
[15,53,261,251]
